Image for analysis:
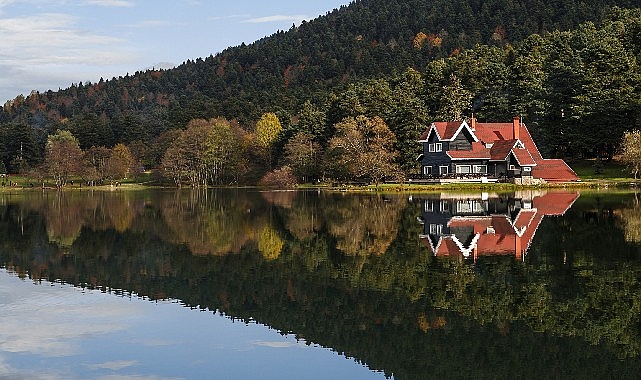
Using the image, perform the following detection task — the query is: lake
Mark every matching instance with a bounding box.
[1,188,641,379]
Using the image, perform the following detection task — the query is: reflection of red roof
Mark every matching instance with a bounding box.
[513,209,537,231]
[532,191,579,215]
[421,191,579,261]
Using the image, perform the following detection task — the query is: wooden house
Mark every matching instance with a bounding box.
[416,116,578,183]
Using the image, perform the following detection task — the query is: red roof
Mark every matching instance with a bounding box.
[489,139,518,160]
[532,159,579,182]
[473,122,514,142]
[447,142,490,159]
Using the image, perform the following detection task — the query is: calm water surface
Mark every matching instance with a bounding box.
[1,189,641,379]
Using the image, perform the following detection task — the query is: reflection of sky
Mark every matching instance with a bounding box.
[0,269,384,380]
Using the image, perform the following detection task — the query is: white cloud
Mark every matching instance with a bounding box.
[88,360,139,371]
[0,355,65,380]
[243,14,309,24]
[0,275,137,357]
[209,14,250,21]
[0,13,129,64]
[0,10,138,100]
[252,340,306,348]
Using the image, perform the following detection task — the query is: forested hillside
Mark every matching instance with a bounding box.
[1,0,640,184]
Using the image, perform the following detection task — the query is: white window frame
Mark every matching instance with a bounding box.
[424,201,434,212]
[456,165,472,174]
[428,143,443,153]
[439,166,449,175]
[429,224,443,235]
[474,165,487,174]
[440,200,450,213]
[523,166,532,172]
[509,164,517,170]
[423,165,432,175]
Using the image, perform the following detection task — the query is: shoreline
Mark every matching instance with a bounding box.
[2,178,640,194]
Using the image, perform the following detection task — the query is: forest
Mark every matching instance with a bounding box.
[1,0,641,185]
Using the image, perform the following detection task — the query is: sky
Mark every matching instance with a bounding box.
[0,0,352,103]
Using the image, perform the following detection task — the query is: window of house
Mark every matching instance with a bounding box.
[428,143,443,153]
[424,201,434,213]
[456,200,473,213]
[456,165,471,174]
[474,165,487,174]
[523,166,531,172]
[440,201,450,213]
[439,166,449,175]
[423,166,432,175]
[509,164,517,170]
[429,224,443,235]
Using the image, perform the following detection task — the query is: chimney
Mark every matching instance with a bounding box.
[471,114,476,131]
[512,116,520,141]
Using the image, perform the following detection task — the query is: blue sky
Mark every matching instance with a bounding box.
[0,0,352,103]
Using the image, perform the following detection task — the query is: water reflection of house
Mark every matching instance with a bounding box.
[415,191,579,261]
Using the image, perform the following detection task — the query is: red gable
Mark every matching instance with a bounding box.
[489,139,518,160]
[420,121,463,140]
[511,148,537,167]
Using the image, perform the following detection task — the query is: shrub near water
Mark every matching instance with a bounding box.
[259,166,298,188]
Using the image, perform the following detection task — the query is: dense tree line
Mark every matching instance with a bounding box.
[1,3,641,184]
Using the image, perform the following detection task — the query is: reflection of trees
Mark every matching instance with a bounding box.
[159,190,258,255]
[18,192,142,249]
[44,193,85,248]
[279,191,324,241]
[323,195,403,256]
[258,225,283,260]
[618,193,641,243]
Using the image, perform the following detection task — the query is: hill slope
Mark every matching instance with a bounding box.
[1,0,641,174]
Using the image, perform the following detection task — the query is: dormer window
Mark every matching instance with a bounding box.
[428,143,442,152]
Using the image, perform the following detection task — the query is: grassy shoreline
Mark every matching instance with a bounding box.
[1,159,637,193]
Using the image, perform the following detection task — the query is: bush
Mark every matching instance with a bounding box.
[259,166,298,188]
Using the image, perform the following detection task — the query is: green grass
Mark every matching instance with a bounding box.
[0,172,158,192]
[569,159,631,181]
